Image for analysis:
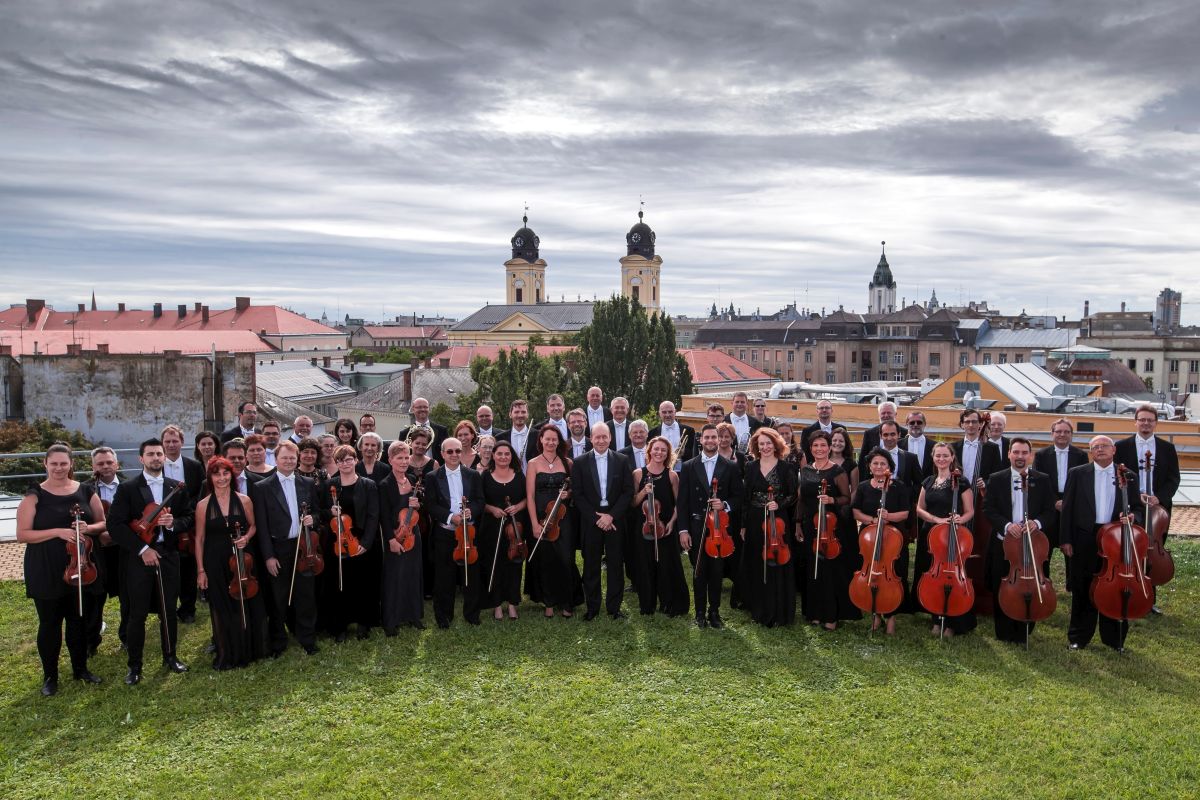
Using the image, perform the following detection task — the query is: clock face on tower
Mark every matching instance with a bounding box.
[631,233,642,243]
[534,236,540,247]
[514,237,524,247]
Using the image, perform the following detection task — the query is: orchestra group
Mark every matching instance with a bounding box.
[16,390,1180,696]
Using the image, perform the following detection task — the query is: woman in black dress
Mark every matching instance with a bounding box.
[193,430,220,469]
[632,437,687,617]
[525,425,576,618]
[480,441,527,620]
[326,444,381,642]
[16,443,106,695]
[740,427,798,627]
[378,441,425,633]
[356,433,391,483]
[194,456,267,669]
[829,427,859,488]
[333,418,359,450]
[914,441,977,637]
[296,437,327,486]
[797,431,855,630]
[851,448,913,635]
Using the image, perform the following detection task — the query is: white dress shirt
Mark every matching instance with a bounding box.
[595,451,609,505]
[612,420,627,451]
[631,447,646,470]
[571,437,589,459]
[961,438,981,482]
[1135,435,1156,494]
[1054,446,1070,494]
[279,473,300,538]
[1094,464,1115,526]
[549,417,568,440]
[702,454,719,484]
[729,414,750,451]
[1009,469,1025,528]
[587,405,606,429]
[141,471,166,549]
[906,434,927,468]
[265,448,277,467]
[510,426,529,467]
[163,456,185,482]
[444,467,464,528]
[96,478,119,504]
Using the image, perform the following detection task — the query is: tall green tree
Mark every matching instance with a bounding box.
[458,345,571,427]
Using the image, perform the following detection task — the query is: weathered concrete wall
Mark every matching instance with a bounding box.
[20,352,255,446]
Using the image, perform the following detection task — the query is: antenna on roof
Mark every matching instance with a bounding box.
[639,195,644,221]
[523,202,529,226]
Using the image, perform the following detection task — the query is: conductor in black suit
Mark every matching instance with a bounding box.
[254,441,321,656]
[106,438,194,684]
[983,438,1058,643]
[571,423,634,620]
[424,437,486,628]
[1061,436,1144,651]
[220,401,260,444]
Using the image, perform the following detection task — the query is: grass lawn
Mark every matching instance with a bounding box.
[2,542,1199,800]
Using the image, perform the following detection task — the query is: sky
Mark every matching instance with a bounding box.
[2,0,1198,325]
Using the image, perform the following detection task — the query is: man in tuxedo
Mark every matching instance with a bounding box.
[261,420,282,466]
[536,394,570,442]
[705,402,726,427]
[221,401,259,444]
[987,412,1011,464]
[751,399,774,428]
[1034,418,1088,579]
[424,437,486,628]
[497,398,536,470]
[677,424,743,629]
[571,423,634,620]
[566,408,592,460]
[106,438,193,685]
[254,441,321,656]
[878,421,923,490]
[606,396,632,452]
[724,392,763,453]
[85,447,125,653]
[650,401,696,470]
[858,400,897,465]
[288,415,313,444]
[159,424,204,623]
[1061,436,1144,651]
[475,405,503,439]
[953,409,1005,492]
[584,386,613,431]
[983,438,1058,643]
[900,411,936,479]
[399,397,449,456]
[221,439,260,495]
[801,400,837,460]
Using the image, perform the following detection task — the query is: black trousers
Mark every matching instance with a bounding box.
[689,541,725,617]
[581,522,624,615]
[125,549,180,668]
[177,550,198,618]
[33,595,92,680]
[433,530,480,626]
[1068,548,1128,649]
[265,544,317,650]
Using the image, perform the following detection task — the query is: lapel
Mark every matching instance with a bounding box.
[136,474,154,508]
[436,468,451,504]
[265,474,289,515]
[588,452,602,499]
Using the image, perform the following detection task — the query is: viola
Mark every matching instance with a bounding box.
[849,476,905,618]
[394,480,421,554]
[917,470,975,627]
[453,496,478,586]
[329,484,363,558]
[996,469,1055,629]
[63,503,98,617]
[1090,465,1153,625]
[811,477,840,579]
[227,521,259,629]
[130,482,184,544]
[703,479,734,559]
[527,478,570,563]
[1141,450,1175,586]
[503,497,528,562]
[762,485,791,581]
[641,472,669,541]
[288,500,323,607]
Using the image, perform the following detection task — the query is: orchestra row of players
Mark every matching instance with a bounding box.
[16,391,1180,695]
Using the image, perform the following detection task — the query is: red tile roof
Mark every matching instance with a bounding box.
[0,301,339,335]
[358,326,442,338]
[0,329,273,356]
[679,348,772,384]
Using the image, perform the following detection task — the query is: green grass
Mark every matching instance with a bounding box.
[3,543,1200,799]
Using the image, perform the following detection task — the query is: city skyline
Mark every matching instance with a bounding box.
[3,1,1198,324]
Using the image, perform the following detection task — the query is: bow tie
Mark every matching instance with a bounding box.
[146,476,163,485]
[703,456,718,464]
[280,475,293,483]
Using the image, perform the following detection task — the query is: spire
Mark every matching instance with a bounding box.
[511,204,540,262]
[870,239,895,289]
[90,290,97,311]
[625,198,656,258]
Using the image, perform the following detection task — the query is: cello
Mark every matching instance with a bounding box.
[289,501,324,607]
[849,476,905,623]
[1141,450,1175,586]
[1090,465,1153,631]
[996,469,1055,645]
[917,470,975,638]
[452,496,478,586]
[811,478,840,580]
[63,503,98,616]
[761,485,791,583]
[227,521,258,630]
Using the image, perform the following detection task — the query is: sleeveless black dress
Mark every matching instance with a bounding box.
[202,494,267,669]
[633,468,688,616]
[480,470,527,608]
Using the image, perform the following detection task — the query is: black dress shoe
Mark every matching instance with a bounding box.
[695,614,708,629]
[410,620,425,630]
[41,678,58,697]
[609,611,628,621]
[125,669,142,686]
[74,670,103,684]
[583,610,599,621]
[303,645,320,656]
[163,659,189,674]
[707,611,724,629]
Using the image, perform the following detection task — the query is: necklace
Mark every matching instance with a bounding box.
[541,454,558,469]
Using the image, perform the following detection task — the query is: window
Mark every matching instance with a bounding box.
[1190,360,1200,372]
[750,351,757,363]
[852,351,858,364]
[878,370,887,381]
[878,350,887,365]
[826,371,836,382]
[999,353,1008,364]
[1015,353,1024,363]
[775,350,782,363]
[826,351,836,363]
[850,370,858,381]
[805,351,813,364]
[1169,360,1179,372]
[632,286,640,302]
[894,371,904,381]
[929,352,941,367]
[892,351,903,365]
[1144,359,1155,372]
[763,349,769,363]
[514,288,523,302]
[739,350,746,361]
[1127,358,1137,371]
[1189,383,1199,394]
[959,353,969,367]
[983,354,993,365]
[787,350,795,363]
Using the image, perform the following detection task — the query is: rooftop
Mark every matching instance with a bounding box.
[451,302,596,332]
[255,360,355,402]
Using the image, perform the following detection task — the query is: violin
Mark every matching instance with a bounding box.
[1090,465,1153,625]
[641,472,669,542]
[63,503,98,617]
[703,479,734,559]
[394,480,422,554]
[130,482,184,544]
[849,476,904,619]
[917,470,975,628]
[503,497,528,562]
[329,484,364,558]
[528,478,570,563]
[227,521,258,629]
[453,496,478,586]
[762,485,791,582]
[996,469,1055,629]
[288,500,323,607]
[1141,450,1175,586]
[811,477,840,579]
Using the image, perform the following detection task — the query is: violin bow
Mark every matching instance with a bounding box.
[72,504,85,616]
[460,496,470,588]
[488,506,504,594]
[233,521,247,629]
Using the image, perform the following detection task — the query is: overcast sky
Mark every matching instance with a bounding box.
[2,0,1198,325]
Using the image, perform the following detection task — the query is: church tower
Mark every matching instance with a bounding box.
[620,206,662,312]
[505,211,547,305]
[868,240,896,315]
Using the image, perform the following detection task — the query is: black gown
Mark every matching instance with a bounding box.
[531,471,576,610]
[798,464,857,625]
[850,479,913,618]
[202,494,267,669]
[913,475,978,635]
[741,463,798,627]
[479,471,526,609]
[378,469,424,630]
[324,478,381,636]
[633,468,689,616]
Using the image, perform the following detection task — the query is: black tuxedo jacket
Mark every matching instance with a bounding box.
[570,449,634,526]
[618,444,649,471]
[1033,445,1089,499]
[899,435,937,479]
[252,472,321,562]
[983,467,1058,543]
[424,466,484,532]
[883,449,923,497]
[1114,435,1181,512]
[1060,463,1144,555]
[989,436,1011,464]
[648,423,697,463]
[858,424,884,465]
[495,426,539,464]
[566,437,594,460]
[675,454,743,536]
[107,474,194,555]
[606,418,632,451]
[953,438,1006,484]
[220,425,258,444]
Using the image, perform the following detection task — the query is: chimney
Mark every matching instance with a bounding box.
[118,302,126,313]
[164,349,180,359]
[66,343,82,356]
[260,329,267,337]
[153,302,163,318]
[235,296,251,313]
[1120,301,1126,312]
[177,304,187,318]
[366,356,375,366]
[0,344,11,356]
[410,357,420,371]
[439,357,450,368]
[310,357,318,366]
[342,355,351,366]
[25,299,45,323]
[423,357,432,369]
[1084,300,1090,318]
[96,343,109,355]
[194,302,202,312]
[77,303,86,313]
[201,305,209,323]
[403,367,413,401]
[323,356,331,368]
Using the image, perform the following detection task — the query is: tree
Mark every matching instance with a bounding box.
[0,418,95,493]
[428,402,462,431]
[458,344,572,427]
